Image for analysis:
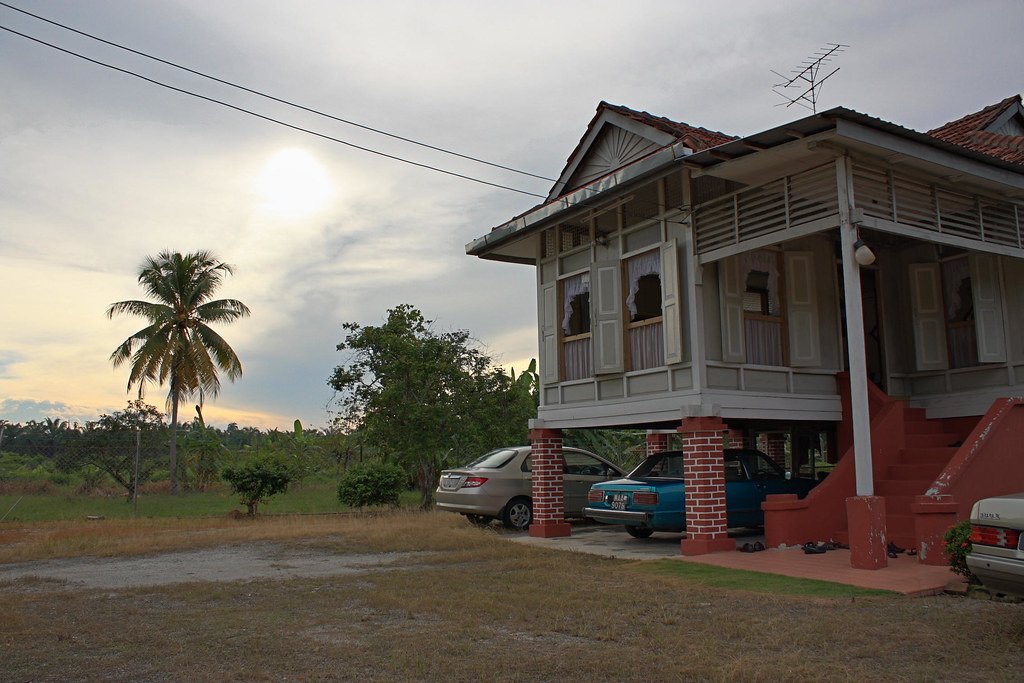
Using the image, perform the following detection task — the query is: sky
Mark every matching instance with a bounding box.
[1,0,1020,431]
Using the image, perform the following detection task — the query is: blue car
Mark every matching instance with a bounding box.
[583,449,818,538]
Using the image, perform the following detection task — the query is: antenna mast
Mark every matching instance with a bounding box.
[772,43,849,113]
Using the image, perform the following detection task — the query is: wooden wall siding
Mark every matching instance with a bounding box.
[629,320,664,370]
[852,162,1023,249]
[693,164,839,254]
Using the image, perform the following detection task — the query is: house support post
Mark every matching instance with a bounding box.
[846,495,888,569]
[646,431,670,456]
[726,428,746,449]
[527,428,570,538]
[765,432,786,469]
[678,417,735,556]
[911,495,959,566]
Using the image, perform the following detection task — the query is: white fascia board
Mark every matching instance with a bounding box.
[466,141,690,257]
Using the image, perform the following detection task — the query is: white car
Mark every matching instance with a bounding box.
[967,493,1024,598]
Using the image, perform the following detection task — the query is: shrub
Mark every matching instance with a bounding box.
[337,462,406,508]
[944,519,978,583]
[222,452,296,515]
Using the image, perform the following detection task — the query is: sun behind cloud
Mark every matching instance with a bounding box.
[253,148,334,219]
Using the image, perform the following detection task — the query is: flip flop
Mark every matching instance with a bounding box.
[753,541,766,552]
[803,543,826,554]
[739,543,755,553]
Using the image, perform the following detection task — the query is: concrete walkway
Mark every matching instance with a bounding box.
[509,524,957,596]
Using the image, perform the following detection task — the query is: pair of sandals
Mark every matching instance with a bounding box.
[738,541,766,553]
[802,540,847,554]
[887,542,918,558]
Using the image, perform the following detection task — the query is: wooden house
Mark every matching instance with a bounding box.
[467,96,1024,567]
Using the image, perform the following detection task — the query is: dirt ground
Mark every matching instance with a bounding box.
[0,541,427,590]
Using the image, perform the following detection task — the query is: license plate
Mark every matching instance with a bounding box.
[440,476,461,491]
[611,493,628,510]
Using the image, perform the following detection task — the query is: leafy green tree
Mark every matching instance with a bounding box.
[328,304,536,508]
[107,250,250,494]
[73,400,167,500]
[337,461,406,508]
[222,451,296,515]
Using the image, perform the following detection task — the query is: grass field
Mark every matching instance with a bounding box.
[1,510,1021,681]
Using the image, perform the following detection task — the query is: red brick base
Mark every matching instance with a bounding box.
[847,495,888,570]
[677,417,732,556]
[527,428,570,539]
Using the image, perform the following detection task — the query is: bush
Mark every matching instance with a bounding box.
[222,452,296,515]
[944,519,977,583]
[337,462,406,508]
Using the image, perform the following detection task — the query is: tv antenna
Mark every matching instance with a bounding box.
[772,43,849,113]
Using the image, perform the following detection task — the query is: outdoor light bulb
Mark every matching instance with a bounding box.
[854,239,876,267]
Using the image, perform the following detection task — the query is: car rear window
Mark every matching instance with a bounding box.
[463,449,519,469]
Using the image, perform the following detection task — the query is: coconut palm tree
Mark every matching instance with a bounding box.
[107,250,251,494]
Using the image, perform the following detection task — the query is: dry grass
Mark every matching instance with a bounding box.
[0,510,488,564]
[1,512,1022,681]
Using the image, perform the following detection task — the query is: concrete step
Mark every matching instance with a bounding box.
[885,513,917,549]
[904,407,927,421]
[903,420,950,435]
[875,479,929,496]
[886,462,945,481]
[884,495,914,515]
[907,433,962,448]
[899,446,958,464]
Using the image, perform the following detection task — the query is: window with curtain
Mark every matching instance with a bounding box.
[561,273,592,380]
[625,250,663,370]
[741,249,785,366]
[942,256,977,368]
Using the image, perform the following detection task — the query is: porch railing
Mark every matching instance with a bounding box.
[852,162,1023,249]
[693,163,839,255]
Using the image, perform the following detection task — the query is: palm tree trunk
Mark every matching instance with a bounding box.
[170,396,179,495]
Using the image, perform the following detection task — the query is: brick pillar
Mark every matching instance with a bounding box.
[765,432,786,468]
[725,428,745,449]
[528,428,570,538]
[847,495,888,569]
[646,431,670,456]
[677,417,736,556]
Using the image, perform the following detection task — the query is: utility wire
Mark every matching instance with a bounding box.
[0,24,548,199]
[0,0,556,184]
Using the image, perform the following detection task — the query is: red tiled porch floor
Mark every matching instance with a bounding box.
[678,546,955,596]
[509,526,956,596]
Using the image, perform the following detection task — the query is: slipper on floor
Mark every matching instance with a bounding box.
[753,541,766,552]
[802,543,826,554]
[739,543,755,553]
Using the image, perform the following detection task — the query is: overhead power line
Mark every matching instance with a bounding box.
[0,24,548,199]
[0,0,556,184]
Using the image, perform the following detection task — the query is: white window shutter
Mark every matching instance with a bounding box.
[909,263,948,371]
[538,282,558,385]
[719,255,745,363]
[784,251,821,367]
[969,253,1007,363]
[591,261,624,374]
[661,240,683,365]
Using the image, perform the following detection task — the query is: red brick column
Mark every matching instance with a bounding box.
[726,428,746,449]
[765,432,786,468]
[528,428,570,538]
[847,495,888,569]
[646,431,670,456]
[677,417,736,556]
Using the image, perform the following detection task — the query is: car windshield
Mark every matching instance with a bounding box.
[463,448,519,469]
[629,453,686,478]
[628,450,780,480]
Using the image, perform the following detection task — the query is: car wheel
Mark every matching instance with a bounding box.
[501,497,532,530]
[465,514,491,527]
[625,526,654,539]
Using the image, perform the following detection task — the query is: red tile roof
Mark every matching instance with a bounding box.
[599,101,738,150]
[927,95,1024,164]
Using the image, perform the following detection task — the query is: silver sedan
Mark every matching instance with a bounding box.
[435,446,624,530]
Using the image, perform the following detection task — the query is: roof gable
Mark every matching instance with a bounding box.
[548,101,737,200]
[928,95,1024,164]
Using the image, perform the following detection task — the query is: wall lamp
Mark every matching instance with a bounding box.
[853,238,876,267]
